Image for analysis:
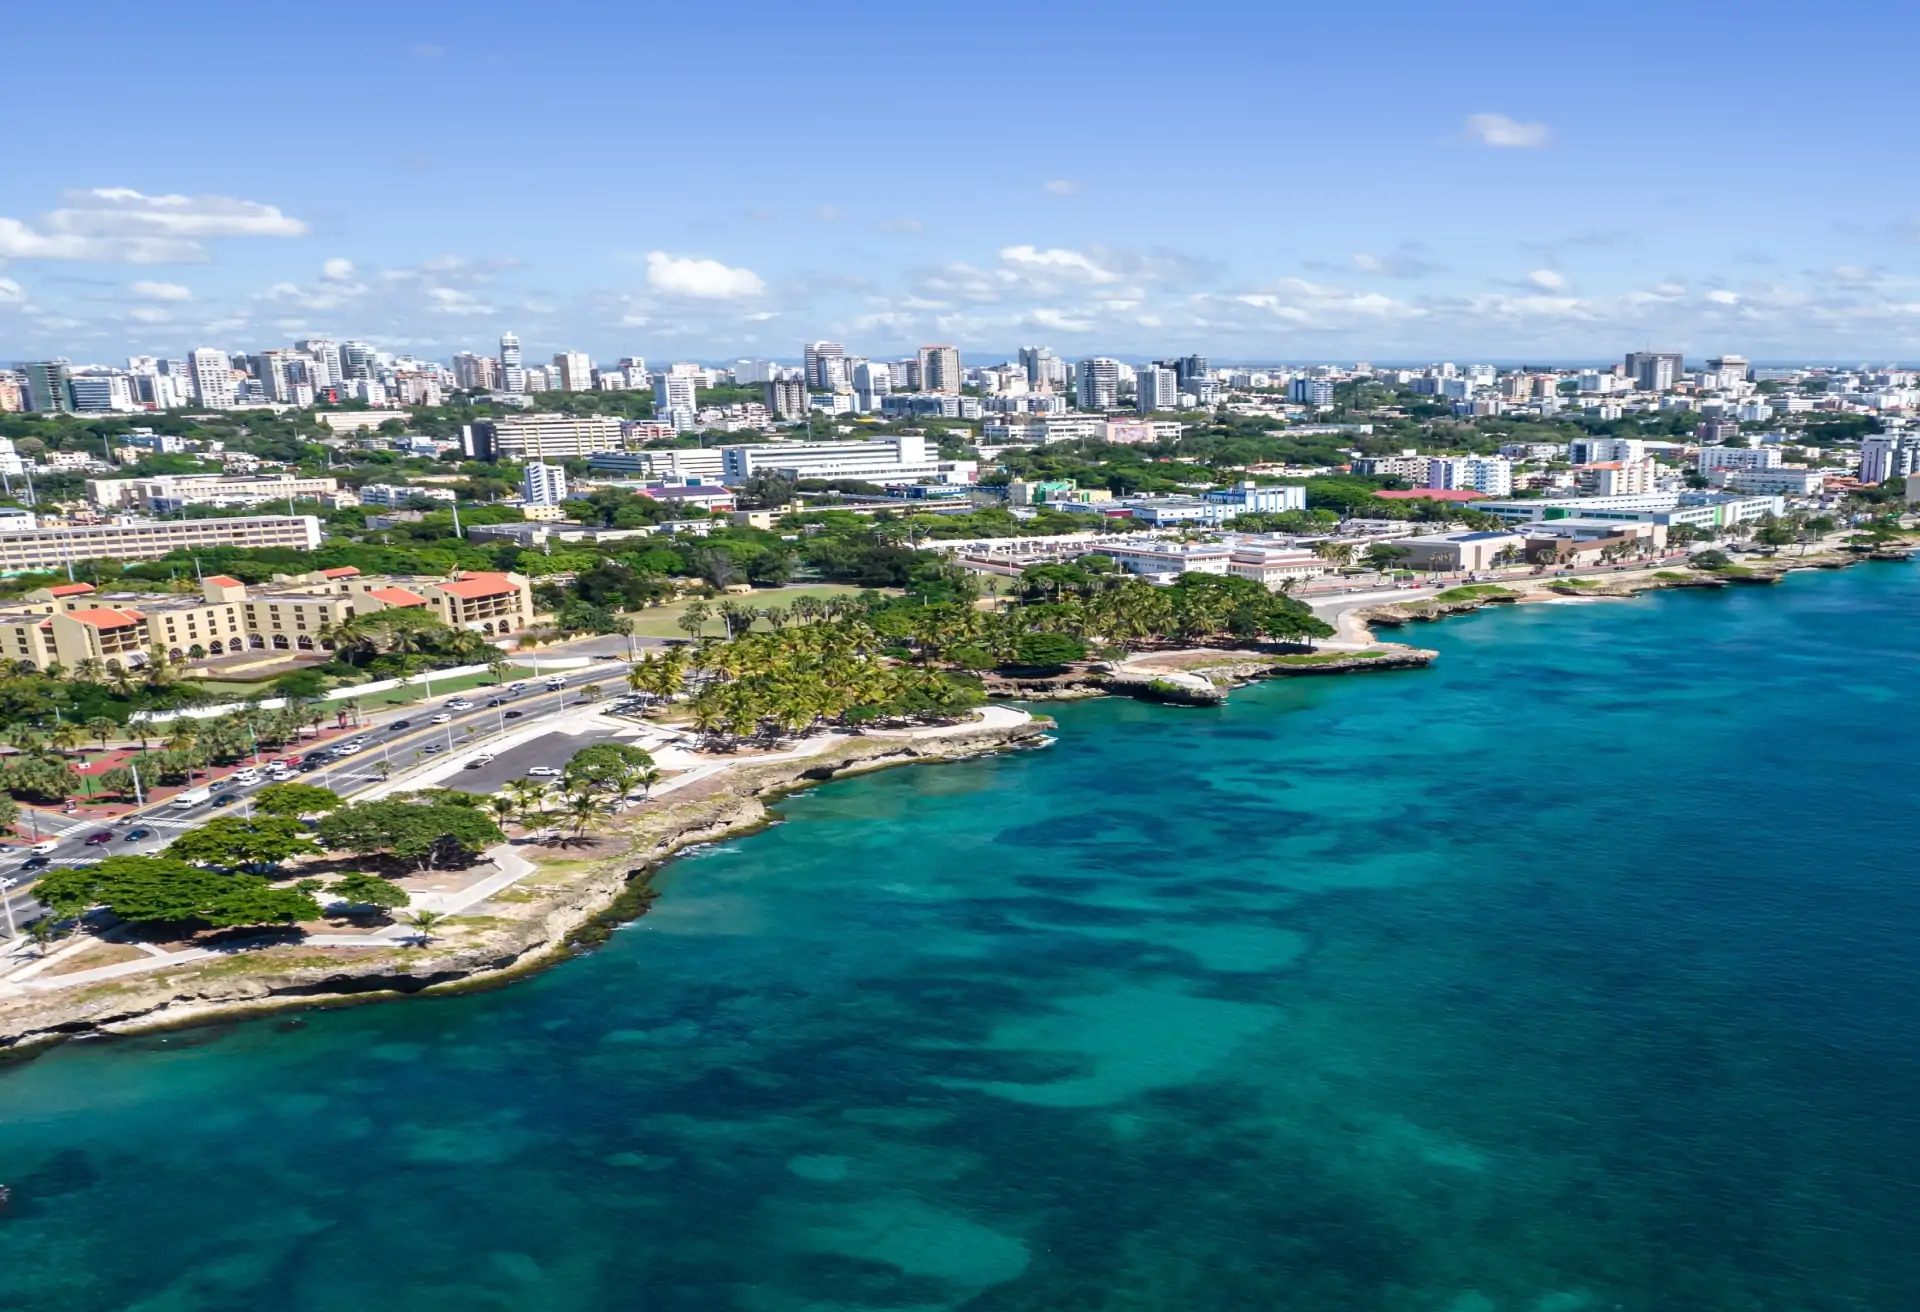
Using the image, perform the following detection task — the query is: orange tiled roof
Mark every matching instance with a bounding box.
[367,587,429,606]
[203,575,245,587]
[320,566,360,578]
[47,583,96,597]
[438,573,518,600]
[65,607,146,628]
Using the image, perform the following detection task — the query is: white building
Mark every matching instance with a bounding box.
[1710,467,1825,496]
[1428,455,1513,496]
[1569,437,1645,465]
[358,483,457,508]
[553,351,593,392]
[1695,445,1781,472]
[1137,367,1179,414]
[1227,543,1328,589]
[852,361,892,412]
[1076,358,1121,410]
[1104,541,1232,578]
[1859,435,1915,484]
[521,461,568,506]
[188,347,236,410]
[720,434,975,486]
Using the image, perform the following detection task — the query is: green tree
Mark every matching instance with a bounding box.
[166,815,322,870]
[328,871,410,913]
[256,787,343,831]
[561,742,655,798]
[317,795,503,870]
[34,856,322,930]
[1010,632,1088,670]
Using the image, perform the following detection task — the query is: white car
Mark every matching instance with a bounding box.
[231,769,260,784]
[526,766,562,777]
[337,743,365,755]
[430,713,452,724]
[447,700,475,711]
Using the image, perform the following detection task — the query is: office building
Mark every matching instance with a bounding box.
[0,514,321,574]
[296,339,342,387]
[1710,467,1826,496]
[852,361,891,412]
[67,372,138,413]
[654,371,698,430]
[1568,436,1645,465]
[1290,377,1334,407]
[1137,367,1179,414]
[1076,357,1121,410]
[499,332,525,392]
[521,461,568,507]
[1624,351,1684,392]
[87,473,338,512]
[719,434,976,486]
[1203,480,1308,514]
[553,351,593,392]
[20,361,73,414]
[587,448,727,481]
[188,347,236,409]
[803,341,845,391]
[357,484,457,508]
[917,345,961,394]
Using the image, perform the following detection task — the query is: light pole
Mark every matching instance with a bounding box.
[1,876,17,939]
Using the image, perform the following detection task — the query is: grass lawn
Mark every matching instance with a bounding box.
[190,678,280,697]
[1432,585,1516,602]
[621,583,880,639]
[1270,650,1386,665]
[347,670,501,709]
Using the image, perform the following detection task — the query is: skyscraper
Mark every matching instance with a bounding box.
[18,361,72,414]
[500,332,526,394]
[765,379,807,420]
[188,347,236,410]
[1075,357,1121,410]
[918,344,962,394]
[1624,351,1683,392]
[1174,355,1208,391]
[553,351,593,392]
[852,361,891,412]
[1137,367,1179,414]
[803,341,844,390]
[296,339,342,387]
[1018,345,1056,389]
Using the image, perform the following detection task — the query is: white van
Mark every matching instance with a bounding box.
[31,839,60,855]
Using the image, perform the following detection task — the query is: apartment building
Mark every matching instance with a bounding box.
[719,434,977,486]
[468,414,632,460]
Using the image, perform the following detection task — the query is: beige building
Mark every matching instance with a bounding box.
[0,566,536,671]
[481,414,630,460]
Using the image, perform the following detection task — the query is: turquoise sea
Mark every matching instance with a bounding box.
[4,566,1920,1311]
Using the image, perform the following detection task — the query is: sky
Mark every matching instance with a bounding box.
[4,0,1920,368]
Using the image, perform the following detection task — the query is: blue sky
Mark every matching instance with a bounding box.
[4,0,1918,366]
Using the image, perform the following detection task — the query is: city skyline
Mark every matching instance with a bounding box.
[5,0,1920,362]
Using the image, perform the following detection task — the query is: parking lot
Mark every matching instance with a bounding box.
[442,725,637,795]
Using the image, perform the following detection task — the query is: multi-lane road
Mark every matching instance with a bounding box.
[0,658,630,940]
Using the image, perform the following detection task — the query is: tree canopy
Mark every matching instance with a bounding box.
[316,792,504,869]
[35,856,321,930]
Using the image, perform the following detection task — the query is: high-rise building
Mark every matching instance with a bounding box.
[803,341,844,390]
[295,340,342,388]
[1428,456,1514,496]
[188,348,237,410]
[852,361,891,412]
[918,345,962,394]
[765,378,807,420]
[1173,355,1208,391]
[521,461,569,507]
[1076,357,1121,410]
[553,351,593,392]
[1137,367,1179,414]
[452,352,499,391]
[500,332,525,393]
[1707,355,1752,385]
[19,361,72,414]
[1859,436,1916,485]
[68,372,138,413]
[654,371,697,430]
[338,341,377,380]
[1289,377,1334,407]
[1624,351,1683,392]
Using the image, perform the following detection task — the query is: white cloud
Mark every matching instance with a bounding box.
[1527,269,1568,291]
[321,258,355,281]
[1464,113,1552,148]
[998,245,1120,283]
[127,306,174,323]
[1042,179,1080,196]
[644,252,766,299]
[1705,289,1740,305]
[0,277,25,305]
[879,218,925,234]
[0,188,306,263]
[130,280,192,301]
[1352,248,1439,279]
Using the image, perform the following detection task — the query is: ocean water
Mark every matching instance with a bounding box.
[4,567,1919,1311]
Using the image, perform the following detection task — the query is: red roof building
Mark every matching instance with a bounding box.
[1372,489,1488,503]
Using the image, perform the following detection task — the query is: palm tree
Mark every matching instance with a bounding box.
[85,716,118,753]
[73,657,107,685]
[678,600,713,640]
[47,722,84,758]
[406,909,448,943]
[560,788,603,843]
[485,793,517,830]
[504,778,549,830]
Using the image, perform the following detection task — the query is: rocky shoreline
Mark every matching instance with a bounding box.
[0,716,1052,1054]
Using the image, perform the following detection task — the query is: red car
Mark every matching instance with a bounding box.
[85,831,114,845]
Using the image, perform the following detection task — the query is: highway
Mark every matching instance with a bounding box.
[0,657,631,941]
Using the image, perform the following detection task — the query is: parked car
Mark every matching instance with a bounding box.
[85,831,114,845]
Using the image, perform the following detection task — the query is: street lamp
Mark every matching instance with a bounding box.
[0,876,17,939]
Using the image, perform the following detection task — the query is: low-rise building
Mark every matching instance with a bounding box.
[1395,530,1527,571]
[1203,480,1307,515]
[357,483,457,508]
[0,514,321,574]
[1708,467,1826,496]
[1103,541,1233,579]
[1227,542,1328,589]
[87,473,338,512]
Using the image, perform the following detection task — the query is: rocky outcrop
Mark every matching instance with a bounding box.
[0,717,1051,1052]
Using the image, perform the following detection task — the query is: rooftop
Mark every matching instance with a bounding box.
[1372,489,1488,502]
[367,586,429,606]
[65,607,146,628]
[438,573,521,600]
[46,583,96,597]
